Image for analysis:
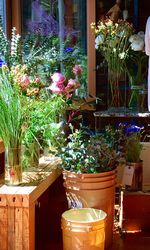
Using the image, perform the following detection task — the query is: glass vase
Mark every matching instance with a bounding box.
[107,69,128,113]
[128,85,145,112]
[5,147,22,185]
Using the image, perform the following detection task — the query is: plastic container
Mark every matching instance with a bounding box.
[63,169,116,249]
[61,208,107,250]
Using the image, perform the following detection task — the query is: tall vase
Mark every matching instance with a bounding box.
[108,69,121,110]
[5,147,22,185]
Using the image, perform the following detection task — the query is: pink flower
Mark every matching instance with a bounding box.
[48,82,65,94]
[51,72,65,84]
[65,79,76,91]
[19,74,30,87]
[65,79,80,93]
[34,76,41,83]
[72,65,82,76]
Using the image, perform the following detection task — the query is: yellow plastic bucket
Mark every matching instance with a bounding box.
[61,208,107,250]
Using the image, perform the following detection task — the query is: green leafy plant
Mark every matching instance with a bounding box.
[58,124,120,173]
[0,67,29,149]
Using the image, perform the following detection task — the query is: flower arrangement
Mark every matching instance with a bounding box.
[126,31,148,111]
[91,18,134,108]
[0,22,86,173]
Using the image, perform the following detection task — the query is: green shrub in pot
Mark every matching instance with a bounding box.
[58,124,121,173]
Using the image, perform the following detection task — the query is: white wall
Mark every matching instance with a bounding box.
[140,142,150,190]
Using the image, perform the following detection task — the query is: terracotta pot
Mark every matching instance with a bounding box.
[126,161,143,191]
[63,169,117,249]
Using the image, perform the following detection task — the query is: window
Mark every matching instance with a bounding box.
[0,0,6,32]
[21,0,86,53]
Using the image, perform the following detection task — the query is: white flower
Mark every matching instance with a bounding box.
[129,34,139,43]
[131,37,144,51]
[95,34,104,49]
[129,33,145,51]
[119,52,126,59]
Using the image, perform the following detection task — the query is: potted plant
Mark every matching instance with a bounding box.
[117,123,144,191]
[58,124,121,249]
[0,66,30,185]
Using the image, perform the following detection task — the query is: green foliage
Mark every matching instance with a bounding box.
[117,123,143,163]
[23,94,67,152]
[125,133,142,162]
[58,125,120,174]
[0,68,29,148]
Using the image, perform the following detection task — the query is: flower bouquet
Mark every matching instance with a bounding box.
[91,18,134,108]
[126,31,148,111]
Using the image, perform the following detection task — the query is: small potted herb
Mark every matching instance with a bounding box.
[117,123,144,191]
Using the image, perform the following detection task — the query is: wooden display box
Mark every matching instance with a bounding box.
[0,159,66,250]
[120,191,150,233]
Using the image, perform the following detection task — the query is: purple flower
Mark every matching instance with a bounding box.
[27,1,78,37]
[27,1,59,36]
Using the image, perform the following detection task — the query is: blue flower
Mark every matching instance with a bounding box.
[0,58,6,67]
[125,125,142,136]
[64,47,74,53]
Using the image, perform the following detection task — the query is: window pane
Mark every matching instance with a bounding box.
[21,0,86,53]
[21,0,87,97]
[0,0,6,32]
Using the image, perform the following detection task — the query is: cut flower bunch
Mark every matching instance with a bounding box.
[91,18,134,107]
[126,31,148,111]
